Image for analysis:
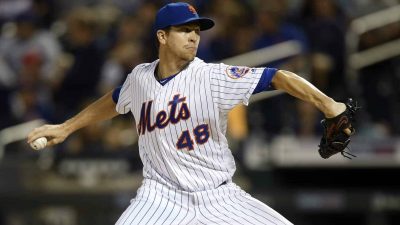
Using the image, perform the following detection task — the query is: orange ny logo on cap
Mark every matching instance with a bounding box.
[188,5,197,14]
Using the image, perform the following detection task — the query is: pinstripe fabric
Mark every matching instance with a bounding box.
[116,179,293,225]
[115,57,293,224]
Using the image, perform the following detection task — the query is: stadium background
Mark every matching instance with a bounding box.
[0,0,400,224]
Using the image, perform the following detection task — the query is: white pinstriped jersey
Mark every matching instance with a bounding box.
[116,57,268,192]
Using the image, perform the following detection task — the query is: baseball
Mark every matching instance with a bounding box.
[30,137,47,150]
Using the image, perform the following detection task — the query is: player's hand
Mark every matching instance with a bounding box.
[322,101,352,135]
[318,98,360,159]
[27,124,69,147]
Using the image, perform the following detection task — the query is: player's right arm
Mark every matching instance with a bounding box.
[27,90,119,147]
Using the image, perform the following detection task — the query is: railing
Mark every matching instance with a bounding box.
[0,119,45,160]
[346,4,400,85]
[221,40,303,104]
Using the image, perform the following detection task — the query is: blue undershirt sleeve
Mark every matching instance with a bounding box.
[112,86,122,104]
[252,68,278,94]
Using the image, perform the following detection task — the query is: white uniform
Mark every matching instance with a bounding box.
[115,57,293,224]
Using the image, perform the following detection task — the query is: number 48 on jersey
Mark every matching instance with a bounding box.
[176,124,210,151]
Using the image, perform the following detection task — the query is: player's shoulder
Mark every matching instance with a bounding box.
[129,60,157,75]
[189,58,245,80]
[193,59,237,72]
[192,57,214,67]
[189,57,219,73]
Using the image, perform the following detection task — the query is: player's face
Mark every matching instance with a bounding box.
[164,23,201,61]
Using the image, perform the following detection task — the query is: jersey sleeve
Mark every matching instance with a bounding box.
[115,73,132,114]
[209,63,276,111]
[252,67,278,94]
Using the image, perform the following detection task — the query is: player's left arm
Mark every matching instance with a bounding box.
[271,70,346,118]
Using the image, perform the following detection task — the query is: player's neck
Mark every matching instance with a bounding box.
[156,57,191,80]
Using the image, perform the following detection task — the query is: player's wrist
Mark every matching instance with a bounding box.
[323,101,346,118]
[62,120,76,136]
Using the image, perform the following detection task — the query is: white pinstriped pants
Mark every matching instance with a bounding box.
[116,179,293,225]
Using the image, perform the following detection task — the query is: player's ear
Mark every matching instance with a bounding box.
[157,30,167,45]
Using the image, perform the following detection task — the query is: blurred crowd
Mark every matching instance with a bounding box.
[0,0,399,162]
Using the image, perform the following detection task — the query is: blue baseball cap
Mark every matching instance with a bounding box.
[154,2,214,31]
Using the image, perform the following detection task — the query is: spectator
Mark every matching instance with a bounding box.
[0,9,61,127]
[299,0,348,97]
[252,0,308,67]
[98,41,143,95]
[247,0,310,136]
[10,50,54,123]
[204,0,254,61]
[53,7,106,121]
[0,10,61,85]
